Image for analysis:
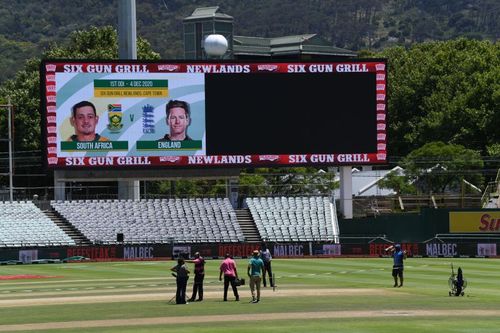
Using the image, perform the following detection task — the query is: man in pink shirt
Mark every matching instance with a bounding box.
[186,252,205,302]
[219,253,240,301]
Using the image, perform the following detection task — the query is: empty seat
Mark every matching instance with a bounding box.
[0,201,75,246]
[51,198,242,244]
[246,196,337,242]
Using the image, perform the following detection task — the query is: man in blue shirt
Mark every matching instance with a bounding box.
[385,244,407,287]
[247,250,264,303]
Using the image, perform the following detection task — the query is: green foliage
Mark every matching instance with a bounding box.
[146,179,226,197]
[1,3,498,192]
[402,141,484,193]
[0,35,37,83]
[380,38,500,157]
[0,0,499,81]
[240,167,337,196]
[174,179,226,197]
[146,168,337,198]
[0,58,41,151]
[0,26,159,153]
[238,173,269,197]
[378,170,417,195]
[486,143,500,159]
[264,167,337,195]
[45,26,160,60]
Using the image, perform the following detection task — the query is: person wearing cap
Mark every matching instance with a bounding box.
[385,244,407,287]
[186,252,205,302]
[219,253,240,301]
[247,250,264,303]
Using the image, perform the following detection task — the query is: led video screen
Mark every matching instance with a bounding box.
[41,60,387,168]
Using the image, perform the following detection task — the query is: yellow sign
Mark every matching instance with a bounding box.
[94,88,168,97]
[449,211,500,233]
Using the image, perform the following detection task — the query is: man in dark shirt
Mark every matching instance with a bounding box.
[171,258,190,304]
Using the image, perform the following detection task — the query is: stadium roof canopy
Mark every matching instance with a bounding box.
[183,6,234,22]
[183,6,356,60]
[233,34,357,58]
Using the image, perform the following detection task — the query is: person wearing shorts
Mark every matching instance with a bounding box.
[385,244,406,287]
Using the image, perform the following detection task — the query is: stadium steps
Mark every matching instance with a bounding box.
[494,181,500,208]
[42,209,91,246]
[235,209,261,243]
[482,170,500,208]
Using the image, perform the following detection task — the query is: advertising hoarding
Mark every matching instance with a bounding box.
[449,211,500,233]
[41,60,387,168]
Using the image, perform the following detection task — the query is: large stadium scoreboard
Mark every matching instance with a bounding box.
[41,60,387,169]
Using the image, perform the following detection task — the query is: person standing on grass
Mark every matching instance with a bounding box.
[219,253,240,301]
[171,258,190,304]
[186,252,205,302]
[385,244,407,287]
[247,250,264,303]
[260,243,274,287]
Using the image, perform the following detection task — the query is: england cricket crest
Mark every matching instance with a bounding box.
[107,104,123,132]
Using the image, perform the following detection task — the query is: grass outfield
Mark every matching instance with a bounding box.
[0,257,499,332]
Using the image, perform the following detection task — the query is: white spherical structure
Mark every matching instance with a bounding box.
[204,34,228,57]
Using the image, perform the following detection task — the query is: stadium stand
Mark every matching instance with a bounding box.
[51,198,245,244]
[482,177,499,209]
[0,201,76,247]
[246,196,339,242]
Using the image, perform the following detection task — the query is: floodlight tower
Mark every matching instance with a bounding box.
[118,0,137,60]
[117,0,140,200]
[0,98,13,201]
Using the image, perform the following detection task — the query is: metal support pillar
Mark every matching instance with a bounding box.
[54,170,66,201]
[118,0,137,59]
[118,180,140,200]
[117,0,139,200]
[1,99,15,201]
[339,166,353,219]
[226,178,239,209]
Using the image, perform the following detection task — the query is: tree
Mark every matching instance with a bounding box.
[44,26,160,59]
[144,179,228,198]
[402,141,484,193]
[238,173,269,197]
[251,167,337,196]
[485,143,500,181]
[378,169,416,195]
[486,144,500,161]
[380,39,500,158]
[0,26,160,153]
[0,36,37,84]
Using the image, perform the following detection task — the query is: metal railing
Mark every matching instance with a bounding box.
[424,233,500,243]
[480,169,500,208]
[351,194,482,217]
[339,234,392,244]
